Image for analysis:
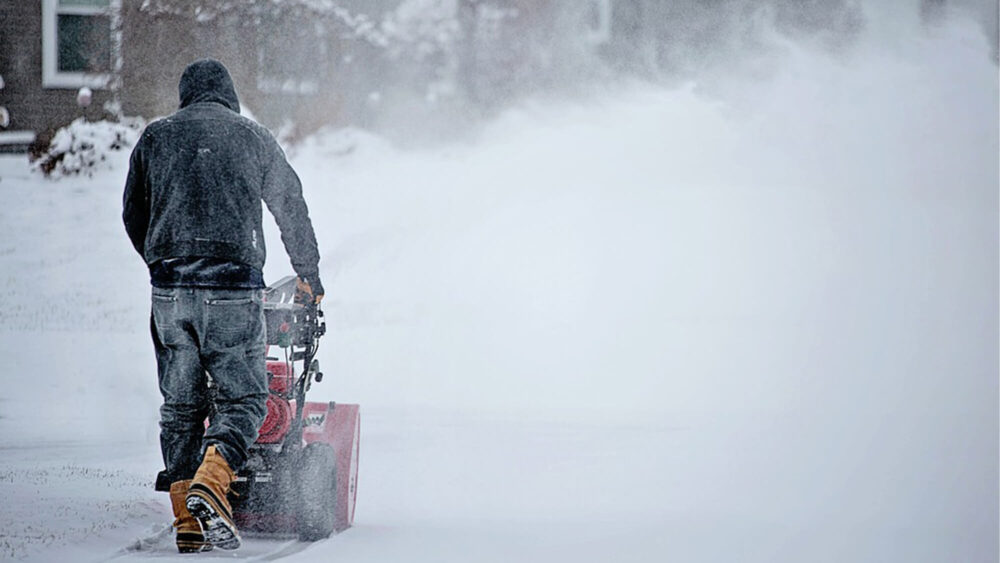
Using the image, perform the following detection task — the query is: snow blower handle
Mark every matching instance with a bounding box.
[296,300,325,355]
[285,300,326,448]
[299,300,325,384]
[296,300,324,391]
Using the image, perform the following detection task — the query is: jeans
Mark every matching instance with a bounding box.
[150,287,268,481]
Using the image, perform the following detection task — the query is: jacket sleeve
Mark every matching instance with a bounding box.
[261,138,321,282]
[122,140,149,259]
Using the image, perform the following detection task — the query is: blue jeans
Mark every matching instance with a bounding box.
[151,287,268,480]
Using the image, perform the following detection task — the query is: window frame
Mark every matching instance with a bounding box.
[41,0,121,89]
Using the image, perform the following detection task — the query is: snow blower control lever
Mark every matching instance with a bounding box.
[260,275,328,450]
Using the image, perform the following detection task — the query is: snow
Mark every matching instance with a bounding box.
[31,118,143,178]
[0,11,997,563]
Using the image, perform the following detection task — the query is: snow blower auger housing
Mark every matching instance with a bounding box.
[155,276,360,541]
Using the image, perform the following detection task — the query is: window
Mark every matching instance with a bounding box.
[585,0,612,45]
[42,0,119,89]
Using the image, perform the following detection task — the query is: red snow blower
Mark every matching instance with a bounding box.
[155,276,360,541]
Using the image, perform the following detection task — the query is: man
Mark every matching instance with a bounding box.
[123,59,323,552]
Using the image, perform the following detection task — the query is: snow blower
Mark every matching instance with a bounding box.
[155,275,360,541]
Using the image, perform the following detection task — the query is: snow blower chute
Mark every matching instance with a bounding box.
[155,275,360,541]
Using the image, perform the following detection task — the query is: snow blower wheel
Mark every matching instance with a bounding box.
[296,443,337,541]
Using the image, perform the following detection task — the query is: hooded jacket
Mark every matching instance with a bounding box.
[123,59,320,289]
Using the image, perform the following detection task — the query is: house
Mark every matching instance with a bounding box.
[1,1,372,154]
[0,0,616,155]
[0,0,118,153]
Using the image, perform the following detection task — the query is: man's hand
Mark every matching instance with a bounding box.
[296,276,324,305]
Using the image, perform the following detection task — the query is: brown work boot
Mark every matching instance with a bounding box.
[185,445,241,550]
[169,480,212,553]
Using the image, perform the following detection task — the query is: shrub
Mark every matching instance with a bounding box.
[32,118,144,178]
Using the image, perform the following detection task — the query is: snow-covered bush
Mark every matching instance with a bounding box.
[32,118,144,178]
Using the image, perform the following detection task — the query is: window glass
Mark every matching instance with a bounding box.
[57,14,111,73]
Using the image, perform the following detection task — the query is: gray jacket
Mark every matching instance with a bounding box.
[123,59,320,286]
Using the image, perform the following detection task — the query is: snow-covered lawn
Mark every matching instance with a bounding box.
[0,15,997,563]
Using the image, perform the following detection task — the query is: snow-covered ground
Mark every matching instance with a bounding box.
[0,11,997,563]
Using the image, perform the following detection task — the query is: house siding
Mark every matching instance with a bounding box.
[0,0,112,149]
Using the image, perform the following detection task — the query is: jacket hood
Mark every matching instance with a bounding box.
[178,59,240,112]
